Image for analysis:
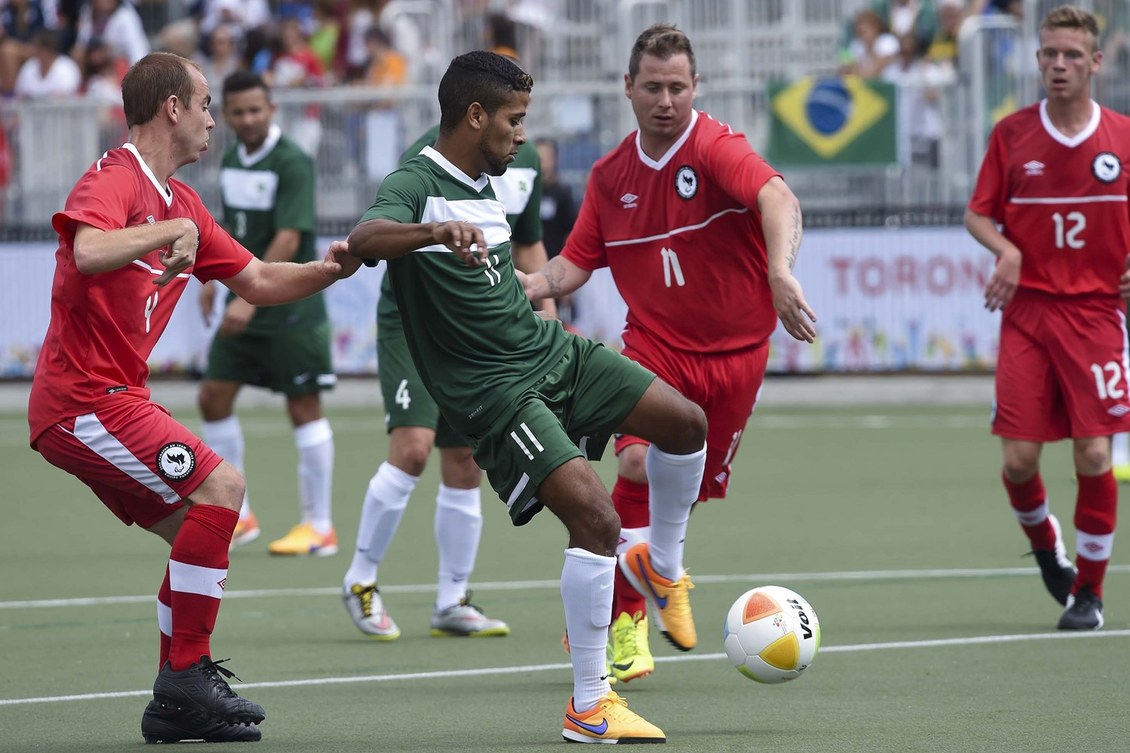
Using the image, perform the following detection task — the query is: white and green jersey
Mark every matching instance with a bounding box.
[219,124,325,334]
[378,125,542,326]
[360,145,570,436]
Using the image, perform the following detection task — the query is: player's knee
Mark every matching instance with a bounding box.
[617,445,648,482]
[193,461,245,512]
[662,397,706,454]
[567,496,620,556]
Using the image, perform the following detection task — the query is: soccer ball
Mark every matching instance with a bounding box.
[723,585,821,684]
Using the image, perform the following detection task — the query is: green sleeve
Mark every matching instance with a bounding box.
[273,149,316,233]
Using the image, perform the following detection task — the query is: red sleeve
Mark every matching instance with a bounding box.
[51,164,136,239]
[702,126,781,211]
[967,125,1006,220]
[560,177,607,271]
[189,201,254,283]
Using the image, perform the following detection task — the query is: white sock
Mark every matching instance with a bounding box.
[1113,433,1130,467]
[202,416,251,515]
[646,444,705,581]
[434,484,482,611]
[561,547,614,711]
[344,462,418,586]
[295,417,334,534]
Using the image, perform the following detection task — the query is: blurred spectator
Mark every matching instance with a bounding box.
[1,0,49,97]
[74,0,149,66]
[534,137,578,326]
[355,24,405,179]
[361,25,404,91]
[341,0,378,82]
[196,22,241,89]
[485,11,518,61]
[882,32,951,168]
[926,0,966,74]
[80,36,126,145]
[197,0,271,42]
[534,138,576,259]
[308,0,344,81]
[268,17,325,157]
[157,18,199,58]
[14,28,80,98]
[840,8,899,78]
[879,0,938,46]
[268,17,325,88]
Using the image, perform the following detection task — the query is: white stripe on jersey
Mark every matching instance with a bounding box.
[130,259,191,280]
[1010,196,1127,205]
[605,206,750,248]
[169,559,227,599]
[71,413,180,503]
[491,167,538,215]
[220,167,280,211]
[157,599,172,637]
[420,195,512,249]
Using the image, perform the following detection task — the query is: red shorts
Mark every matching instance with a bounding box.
[615,337,769,500]
[994,289,1130,441]
[33,399,223,529]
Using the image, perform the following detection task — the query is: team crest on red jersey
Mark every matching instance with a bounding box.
[156,442,195,481]
[675,165,698,199]
[1092,152,1121,183]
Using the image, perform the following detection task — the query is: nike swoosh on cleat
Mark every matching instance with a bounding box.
[633,553,668,609]
[612,662,634,671]
[565,715,609,735]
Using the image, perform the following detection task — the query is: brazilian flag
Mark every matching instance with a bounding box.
[767,76,896,166]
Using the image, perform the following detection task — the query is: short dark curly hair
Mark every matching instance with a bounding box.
[437,50,533,135]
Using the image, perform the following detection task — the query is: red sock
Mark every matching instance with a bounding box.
[1001,472,1054,550]
[612,476,649,618]
[167,505,238,671]
[1074,472,1118,598]
[158,566,172,670]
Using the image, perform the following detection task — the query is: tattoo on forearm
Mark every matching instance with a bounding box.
[785,205,801,270]
[544,258,565,296]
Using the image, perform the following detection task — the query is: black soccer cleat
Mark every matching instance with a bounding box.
[1028,513,1076,606]
[1057,587,1104,631]
[152,657,266,725]
[142,699,262,743]
[1031,549,1076,606]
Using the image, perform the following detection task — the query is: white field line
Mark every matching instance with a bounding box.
[3,565,1128,610]
[2,629,1128,707]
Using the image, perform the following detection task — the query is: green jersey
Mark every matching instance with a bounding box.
[360,145,570,436]
[219,124,325,334]
[379,126,543,325]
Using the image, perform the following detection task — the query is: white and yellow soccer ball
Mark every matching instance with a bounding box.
[723,585,821,684]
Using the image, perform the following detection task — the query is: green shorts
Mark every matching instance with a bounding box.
[468,335,655,526]
[378,325,465,448]
[204,321,335,396]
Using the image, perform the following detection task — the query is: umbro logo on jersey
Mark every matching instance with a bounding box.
[620,193,638,208]
[1023,160,1045,176]
[1107,404,1130,417]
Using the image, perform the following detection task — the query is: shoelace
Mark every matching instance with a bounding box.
[199,657,242,695]
[458,591,486,615]
[353,584,377,617]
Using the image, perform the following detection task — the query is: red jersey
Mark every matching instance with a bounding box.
[28,144,252,443]
[968,100,1130,297]
[562,110,781,353]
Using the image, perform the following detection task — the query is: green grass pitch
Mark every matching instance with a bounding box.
[0,400,1126,752]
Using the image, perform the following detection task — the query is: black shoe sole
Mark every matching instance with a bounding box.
[142,700,262,743]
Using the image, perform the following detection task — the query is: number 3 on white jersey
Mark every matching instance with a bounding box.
[1052,211,1086,249]
[660,247,685,287]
